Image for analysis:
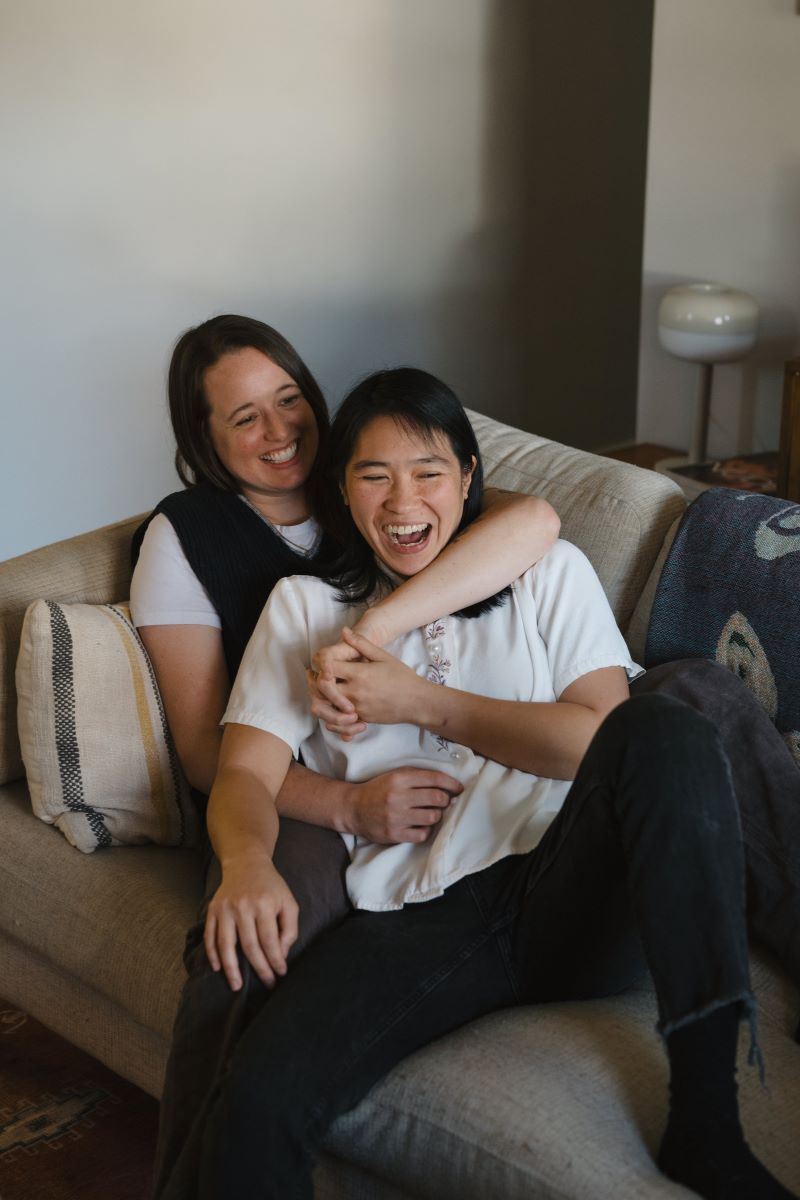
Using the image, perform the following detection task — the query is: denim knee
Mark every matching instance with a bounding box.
[217,1038,321,1170]
[595,694,735,825]
[601,692,722,765]
[200,1054,315,1200]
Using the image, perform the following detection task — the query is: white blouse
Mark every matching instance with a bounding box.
[223,540,642,913]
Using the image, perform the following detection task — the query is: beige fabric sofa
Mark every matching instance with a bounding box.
[2,411,799,1198]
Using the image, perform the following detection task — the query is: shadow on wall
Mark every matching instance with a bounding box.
[440,0,656,451]
[221,3,655,454]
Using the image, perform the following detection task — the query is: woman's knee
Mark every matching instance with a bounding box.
[603,691,717,747]
[632,657,722,693]
[588,698,742,858]
[597,694,731,796]
[631,658,754,714]
[215,1034,319,1155]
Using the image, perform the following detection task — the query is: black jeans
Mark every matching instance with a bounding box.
[195,694,754,1200]
[631,659,800,984]
[152,820,350,1200]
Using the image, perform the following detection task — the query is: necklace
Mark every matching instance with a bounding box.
[241,495,317,556]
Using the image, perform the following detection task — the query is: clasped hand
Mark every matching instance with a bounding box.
[307,626,462,846]
[307,626,423,739]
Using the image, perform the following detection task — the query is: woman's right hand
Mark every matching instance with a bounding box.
[204,852,299,992]
[343,768,463,843]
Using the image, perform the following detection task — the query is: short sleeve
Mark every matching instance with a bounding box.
[130,514,222,629]
[529,541,642,698]
[222,577,317,756]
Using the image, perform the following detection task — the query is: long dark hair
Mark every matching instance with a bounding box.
[167,314,330,492]
[318,367,509,619]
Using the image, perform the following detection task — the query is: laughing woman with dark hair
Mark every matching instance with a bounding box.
[197,368,797,1200]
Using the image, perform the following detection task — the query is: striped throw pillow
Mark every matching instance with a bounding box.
[15,600,196,853]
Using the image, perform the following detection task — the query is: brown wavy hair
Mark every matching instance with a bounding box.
[167,314,330,492]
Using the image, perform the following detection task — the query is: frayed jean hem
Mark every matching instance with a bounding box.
[658,990,764,1084]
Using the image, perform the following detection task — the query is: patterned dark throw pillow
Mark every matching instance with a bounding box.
[646,488,800,767]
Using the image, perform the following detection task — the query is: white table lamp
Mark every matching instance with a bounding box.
[658,283,759,464]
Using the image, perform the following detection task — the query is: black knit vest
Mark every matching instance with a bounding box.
[131,488,337,679]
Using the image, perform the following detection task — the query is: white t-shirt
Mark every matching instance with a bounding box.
[130,510,321,629]
[223,540,642,913]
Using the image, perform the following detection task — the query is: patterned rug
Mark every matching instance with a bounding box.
[0,999,157,1200]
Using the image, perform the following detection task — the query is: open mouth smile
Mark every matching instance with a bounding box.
[260,440,299,465]
[385,523,432,550]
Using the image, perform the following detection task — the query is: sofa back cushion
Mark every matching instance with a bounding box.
[0,516,143,785]
[470,411,686,631]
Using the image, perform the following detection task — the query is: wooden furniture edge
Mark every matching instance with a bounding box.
[777,357,800,503]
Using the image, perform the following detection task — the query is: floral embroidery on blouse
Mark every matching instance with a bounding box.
[426,652,451,687]
[424,620,451,750]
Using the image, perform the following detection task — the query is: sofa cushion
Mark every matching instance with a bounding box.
[625,516,680,664]
[326,991,800,1199]
[16,599,196,852]
[0,781,199,1037]
[470,410,686,631]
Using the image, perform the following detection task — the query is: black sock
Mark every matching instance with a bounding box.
[659,1003,797,1199]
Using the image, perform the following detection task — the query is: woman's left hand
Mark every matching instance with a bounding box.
[311,627,426,734]
[306,665,366,739]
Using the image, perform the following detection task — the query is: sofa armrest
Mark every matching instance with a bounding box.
[0,514,146,785]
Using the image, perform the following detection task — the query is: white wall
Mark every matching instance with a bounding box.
[638,0,800,457]
[1,0,496,558]
[1,0,654,559]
